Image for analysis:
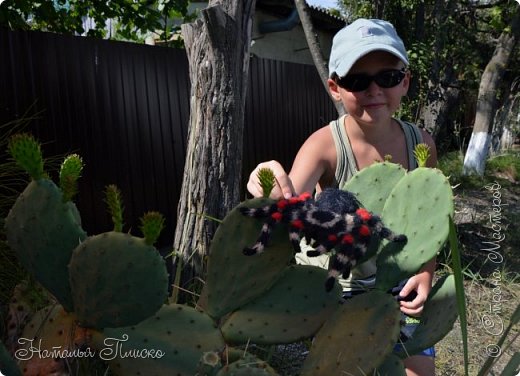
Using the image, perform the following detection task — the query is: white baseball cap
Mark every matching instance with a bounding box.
[328,18,409,78]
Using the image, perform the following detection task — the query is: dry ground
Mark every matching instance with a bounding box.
[435,180,520,375]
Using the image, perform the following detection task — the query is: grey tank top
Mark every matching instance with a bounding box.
[331,115,423,187]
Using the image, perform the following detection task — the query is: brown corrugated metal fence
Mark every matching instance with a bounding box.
[0,27,337,247]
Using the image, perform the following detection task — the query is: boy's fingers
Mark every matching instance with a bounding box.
[273,173,295,199]
[248,161,294,199]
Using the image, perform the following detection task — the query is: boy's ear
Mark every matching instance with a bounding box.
[402,70,411,94]
[328,79,342,101]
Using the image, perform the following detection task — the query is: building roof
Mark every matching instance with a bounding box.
[256,0,346,32]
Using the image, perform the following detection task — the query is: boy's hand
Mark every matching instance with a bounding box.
[247,161,295,199]
[398,272,432,317]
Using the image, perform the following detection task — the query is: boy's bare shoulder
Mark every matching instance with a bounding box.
[305,124,335,149]
[301,124,337,172]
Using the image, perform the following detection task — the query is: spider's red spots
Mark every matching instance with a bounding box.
[359,225,371,237]
[271,212,283,222]
[299,192,312,201]
[342,234,354,244]
[356,208,372,222]
[277,200,288,210]
[291,219,304,229]
[288,197,300,205]
[328,234,338,242]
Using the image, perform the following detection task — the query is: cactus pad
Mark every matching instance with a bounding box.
[395,274,458,358]
[375,354,406,375]
[343,162,406,214]
[7,133,45,180]
[221,265,341,345]
[91,304,225,376]
[5,179,87,312]
[69,232,169,328]
[202,198,294,319]
[300,290,401,375]
[215,352,279,375]
[376,168,454,290]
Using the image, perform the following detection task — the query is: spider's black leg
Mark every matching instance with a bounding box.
[325,254,343,291]
[288,227,302,253]
[368,215,407,243]
[243,221,274,255]
[306,237,337,257]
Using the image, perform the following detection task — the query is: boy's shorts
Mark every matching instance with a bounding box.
[393,315,436,357]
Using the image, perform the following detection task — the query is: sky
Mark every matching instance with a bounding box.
[306,0,338,9]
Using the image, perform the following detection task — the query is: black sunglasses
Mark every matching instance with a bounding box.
[336,68,406,92]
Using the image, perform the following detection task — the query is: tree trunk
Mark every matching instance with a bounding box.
[173,0,256,294]
[463,9,520,175]
[419,0,461,139]
[294,0,345,116]
[490,90,520,155]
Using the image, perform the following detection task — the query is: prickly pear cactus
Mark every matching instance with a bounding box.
[300,290,401,375]
[69,231,169,329]
[376,167,454,290]
[201,198,294,320]
[343,162,407,263]
[69,186,169,329]
[343,161,406,214]
[5,134,87,312]
[91,304,225,376]
[215,352,279,375]
[221,265,341,345]
[375,354,406,375]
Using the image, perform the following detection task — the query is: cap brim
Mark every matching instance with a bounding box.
[331,44,409,78]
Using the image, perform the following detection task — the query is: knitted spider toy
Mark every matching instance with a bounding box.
[240,189,407,291]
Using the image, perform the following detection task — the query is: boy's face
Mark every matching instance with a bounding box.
[328,51,409,126]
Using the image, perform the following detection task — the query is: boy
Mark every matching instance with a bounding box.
[246,19,437,375]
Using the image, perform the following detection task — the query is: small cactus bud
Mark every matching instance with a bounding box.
[60,154,84,202]
[7,133,45,180]
[140,211,165,245]
[384,154,393,162]
[257,168,276,198]
[414,143,431,168]
[104,184,124,232]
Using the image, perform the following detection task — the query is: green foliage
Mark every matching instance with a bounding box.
[257,167,276,198]
[0,0,195,43]
[140,211,166,246]
[104,184,124,232]
[59,153,83,202]
[413,143,431,168]
[7,133,45,180]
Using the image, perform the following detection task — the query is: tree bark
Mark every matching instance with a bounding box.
[463,9,520,175]
[294,0,345,116]
[173,0,256,292]
[418,0,461,139]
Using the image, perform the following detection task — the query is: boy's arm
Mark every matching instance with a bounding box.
[398,258,436,316]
